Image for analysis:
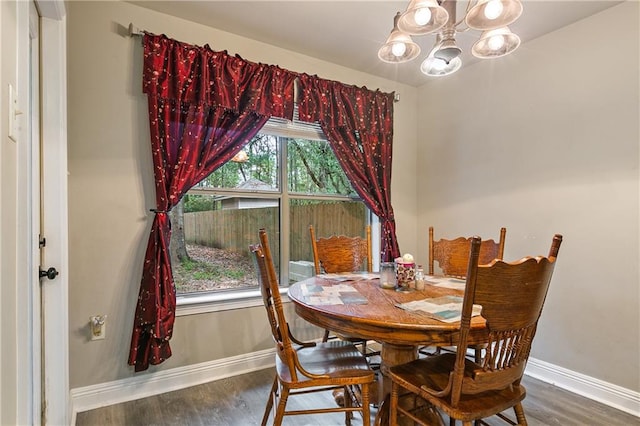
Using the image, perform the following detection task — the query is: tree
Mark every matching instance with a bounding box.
[288,138,354,195]
[169,197,189,262]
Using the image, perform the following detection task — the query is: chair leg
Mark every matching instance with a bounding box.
[345,385,352,426]
[322,329,331,342]
[390,382,399,426]
[513,402,528,425]
[261,376,278,426]
[273,386,289,426]
[361,383,371,426]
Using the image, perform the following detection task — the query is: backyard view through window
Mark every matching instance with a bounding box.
[170,120,369,297]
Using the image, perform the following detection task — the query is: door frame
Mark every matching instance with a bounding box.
[15,2,42,424]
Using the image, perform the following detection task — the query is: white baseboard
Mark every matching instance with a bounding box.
[70,350,639,424]
[70,347,276,420]
[526,357,640,417]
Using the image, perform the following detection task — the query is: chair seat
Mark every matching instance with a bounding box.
[389,353,526,421]
[276,340,374,385]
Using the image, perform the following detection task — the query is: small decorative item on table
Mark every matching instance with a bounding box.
[415,265,425,290]
[379,262,396,289]
[395,253,416,292]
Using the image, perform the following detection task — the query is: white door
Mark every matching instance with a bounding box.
[34,1,70,424]
[29,3,42,423]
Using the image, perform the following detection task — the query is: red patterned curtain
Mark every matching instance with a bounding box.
[129,33,297,372]
[297,74,400,262]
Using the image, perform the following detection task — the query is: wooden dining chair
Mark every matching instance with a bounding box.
[251,229,375,426]
[389,234,563,426]
[310,224,373,276]
[309,224,377,355]
[429,226,507,278]
[424,226,507,362]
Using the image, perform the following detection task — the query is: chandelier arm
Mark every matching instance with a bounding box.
[451,0,474,30]
[453,16,467,29]
[465,0,478,14]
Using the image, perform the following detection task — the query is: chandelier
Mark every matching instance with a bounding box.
[378,0,523,77]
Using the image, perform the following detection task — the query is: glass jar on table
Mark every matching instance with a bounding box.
[379,262,396,289]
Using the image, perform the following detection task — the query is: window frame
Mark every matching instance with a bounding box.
[176,116,379,315]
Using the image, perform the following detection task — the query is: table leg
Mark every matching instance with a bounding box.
[375,343,418,425]
[380,343,418,396]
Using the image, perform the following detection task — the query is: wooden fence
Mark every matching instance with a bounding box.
[183,202,366,264]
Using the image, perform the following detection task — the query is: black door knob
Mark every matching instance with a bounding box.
[39,267,59,280]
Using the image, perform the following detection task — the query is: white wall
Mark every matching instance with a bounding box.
[417,2,639,391]
[66,0,418,388]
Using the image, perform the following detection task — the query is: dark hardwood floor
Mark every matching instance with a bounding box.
[75,367,638,425]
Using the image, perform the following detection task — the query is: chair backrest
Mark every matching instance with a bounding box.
[309,224,372,274]
[428,226,507,277]
[449,234,563,406]
[250,229,299,380]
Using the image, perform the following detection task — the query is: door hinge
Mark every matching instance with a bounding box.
[39,235,46,248]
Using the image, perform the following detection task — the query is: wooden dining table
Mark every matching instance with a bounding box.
[287,274,488,424]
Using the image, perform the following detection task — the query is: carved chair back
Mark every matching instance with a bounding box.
[310,224,372,274]
[428,226,507,277]
[250,230,300,380]
[448,234,562,406]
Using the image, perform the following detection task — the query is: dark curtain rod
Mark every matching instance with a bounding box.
[128,23,143,37]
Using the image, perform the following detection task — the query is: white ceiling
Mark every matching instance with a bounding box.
[130,1,621,87]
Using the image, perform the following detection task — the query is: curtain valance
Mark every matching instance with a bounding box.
[297,73,395,136]
[143,33,297,119]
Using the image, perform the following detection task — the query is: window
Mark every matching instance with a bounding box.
[172,114,373,310]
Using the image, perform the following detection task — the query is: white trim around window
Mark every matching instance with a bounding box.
[176,287,290,316]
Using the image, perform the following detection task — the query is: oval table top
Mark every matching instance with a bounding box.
[288,275,488,347]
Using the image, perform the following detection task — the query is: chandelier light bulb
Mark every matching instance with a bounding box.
[378,11,421,63]
[398,0,449,35]
[484,0,504,20]
[420,56,462,76]
[414,7,432,26]
[392,41,407,57]
[466,0,523,31]
[432,58,447,71]
[472,26,520,58]
[420,42,463,77]
[487,34,505,51]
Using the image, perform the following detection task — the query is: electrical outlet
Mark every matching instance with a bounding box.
[90,315,107,340]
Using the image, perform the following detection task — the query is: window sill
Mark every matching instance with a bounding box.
[176,287,290,316]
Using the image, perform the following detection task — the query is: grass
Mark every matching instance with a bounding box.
[172,245,256,293]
